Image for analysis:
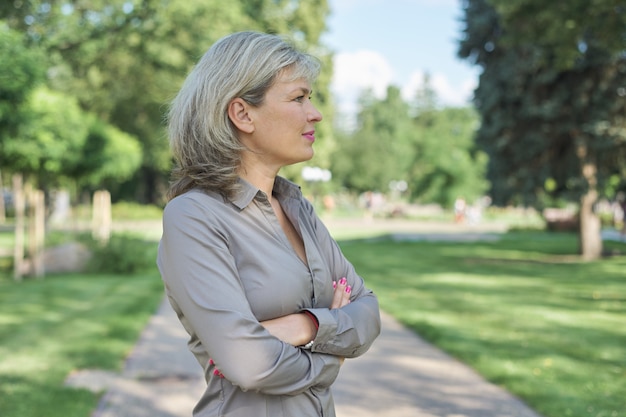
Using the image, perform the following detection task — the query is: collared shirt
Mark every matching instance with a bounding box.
[157,177,381,417]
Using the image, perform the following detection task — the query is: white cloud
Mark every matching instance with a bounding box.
[330,50,478,130]
[332,0,457,11]
[331,50,394,118]
[430,73,476,106]
[401,70,427,102]
[401,70,476,107]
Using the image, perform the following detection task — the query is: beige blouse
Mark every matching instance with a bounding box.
[157,176,381,417]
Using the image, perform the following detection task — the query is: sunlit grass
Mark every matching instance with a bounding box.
[0,270,164,417]
[1,216,624,417]
[338,231,626,417]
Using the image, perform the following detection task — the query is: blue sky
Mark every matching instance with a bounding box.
[322,0,479,120]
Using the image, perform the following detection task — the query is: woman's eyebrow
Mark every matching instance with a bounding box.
[290,87,312,95]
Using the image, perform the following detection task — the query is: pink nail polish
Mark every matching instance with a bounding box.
[333,281,337,289]
[339,277,347,286]
[345,285,351,293]
[214,369,220,376]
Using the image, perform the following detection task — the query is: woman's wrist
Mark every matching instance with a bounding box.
[301,310,319,330]
[300,311,318,347]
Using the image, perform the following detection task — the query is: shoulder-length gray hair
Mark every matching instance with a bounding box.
[166,31,321,200]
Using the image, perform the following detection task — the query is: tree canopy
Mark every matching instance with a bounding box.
[1,0,332,203]
[0,25,46,166]
[332,83,488,208]
[459,0,626,258]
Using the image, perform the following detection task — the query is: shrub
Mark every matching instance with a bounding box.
[86,234,156,274]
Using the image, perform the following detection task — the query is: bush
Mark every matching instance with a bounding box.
[86,234,156,274]
[111,202,163,220]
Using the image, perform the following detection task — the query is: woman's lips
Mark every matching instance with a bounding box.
[303,131,315,142]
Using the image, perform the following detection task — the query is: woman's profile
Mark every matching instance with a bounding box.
[157,31,381,417]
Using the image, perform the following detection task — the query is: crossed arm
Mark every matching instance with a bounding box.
[260,278,352,348]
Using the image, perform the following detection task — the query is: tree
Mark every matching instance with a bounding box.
[459,0,626,259]
[72,119,143,192]
[0,25,46,189]
[409,106,488,208]
[0,25,45,132]
[1,0,333,204]
[332,83,487,208]
[332,86,414,194]
[5,87,142,193]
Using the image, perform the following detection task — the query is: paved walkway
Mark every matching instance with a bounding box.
[67,296,542,417]
[65,222,545,416]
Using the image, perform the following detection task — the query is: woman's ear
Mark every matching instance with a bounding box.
[228,98,254,134]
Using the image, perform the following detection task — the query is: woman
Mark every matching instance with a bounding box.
[158,31,381,417]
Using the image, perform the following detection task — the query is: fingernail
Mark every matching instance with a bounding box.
[339,277,347,286]
[333,281,337,289]
[213,369,220,376]
[345,285,351,293]
[209,359,215,365]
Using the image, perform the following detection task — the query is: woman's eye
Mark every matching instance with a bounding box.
[294,96,304,102]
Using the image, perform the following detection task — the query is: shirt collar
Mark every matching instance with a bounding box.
[230,176,302,210]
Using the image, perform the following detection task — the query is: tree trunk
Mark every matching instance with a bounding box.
[579,186,602,260]
[577,143,602,260]
[0,169,5,223]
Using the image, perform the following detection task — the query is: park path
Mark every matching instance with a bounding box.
[69,297,541,417]
[65,218,543,417]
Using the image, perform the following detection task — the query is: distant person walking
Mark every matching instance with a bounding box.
[454,197,466,224]
[619,196,626,240]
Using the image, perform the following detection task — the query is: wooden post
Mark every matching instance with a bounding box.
[12,174,25,281]
[0,169,5,224]
[28,189,45,278]
[92,190,111,244]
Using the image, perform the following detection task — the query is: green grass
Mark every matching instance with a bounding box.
[1,216,624,417]
[338,231,626,417]
[0,269,164,417]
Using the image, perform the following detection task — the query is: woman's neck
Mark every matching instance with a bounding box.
[238,162,279,199]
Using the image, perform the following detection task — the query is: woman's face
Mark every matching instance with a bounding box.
[243,70,323,169]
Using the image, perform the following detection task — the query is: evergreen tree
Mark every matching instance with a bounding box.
[459,0,626,259]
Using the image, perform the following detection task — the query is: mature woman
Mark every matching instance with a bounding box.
[157,31,381,417]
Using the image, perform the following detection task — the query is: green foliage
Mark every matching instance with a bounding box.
[86,234,157,274]
[110,202,163,220]
[8,87,90,186]
[0,24,46,168]
[458,0,626,207]
[339,232,626,417]
[332,84,488,207]
[1,0,332,204]
[409,106,489,207]
[72,118,143,189]
[3,86,142,191]
[332,86,414,193]
[490,0,626,71]
[0,270,164,417]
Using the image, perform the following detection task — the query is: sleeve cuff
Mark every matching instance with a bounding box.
[302,308,337,351]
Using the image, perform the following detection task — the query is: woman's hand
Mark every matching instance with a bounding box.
[331,277,351,309]
[331,278,350,366]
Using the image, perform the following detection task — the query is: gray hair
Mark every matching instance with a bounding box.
[166,31,321,200]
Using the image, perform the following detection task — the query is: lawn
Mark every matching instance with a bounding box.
[1,224,624,417]
[0,270,164,417]
[338,231,626,417]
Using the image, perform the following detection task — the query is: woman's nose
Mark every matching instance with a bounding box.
[308,103,323,122]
